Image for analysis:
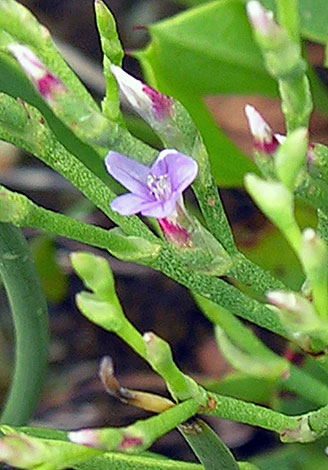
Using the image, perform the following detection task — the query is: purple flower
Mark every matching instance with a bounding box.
[105,149,198,219]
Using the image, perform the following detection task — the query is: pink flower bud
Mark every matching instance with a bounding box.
[110,65,173,124]
[8,44,65,103]
[245,105,280,154]
[68,429,101,448]
[246,1,278,37]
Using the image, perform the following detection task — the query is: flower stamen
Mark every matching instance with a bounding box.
[147,173,171,202]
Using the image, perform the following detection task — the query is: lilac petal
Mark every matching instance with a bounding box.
[141,192,179,218]
[105,152,150,196]
[110,193,154,216]
[152,149,198,193]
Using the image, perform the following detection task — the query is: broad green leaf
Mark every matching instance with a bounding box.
[137,0,328,187]
[137,0,276,187]
[180,419,239,470]
[172,0,328,45]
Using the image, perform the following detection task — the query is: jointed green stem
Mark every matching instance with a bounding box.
[0,223,48,425]
[276,0,300,43]
[0,93,155,242]
[228,252,286,296]
[1,191,288,340]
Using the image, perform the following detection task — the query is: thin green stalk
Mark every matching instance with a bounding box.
[0,93,155,242]
[284,364,328,407]
[196,295,328,407]
[192,173,237,255]
[228,252,286,296]
[0,223,48,425]
[203,392,298,436]
[317,208,328,245]
[153,248,289,340]
[0,186,122,251]
[203,392,328,442]
[0,182,290,343]
[276,0,300,43]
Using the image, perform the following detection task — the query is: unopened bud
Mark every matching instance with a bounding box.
[8,44,65,103]
[267,290,320,332]
[245,105,281,155]
[68,429,102,448]
[246,1,279,38]
[143,332,203,402]
[110,65,173,127]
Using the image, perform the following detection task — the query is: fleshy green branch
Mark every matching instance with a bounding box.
[4,181,327,357]
[0,185,126,251]
[195,295,328,407]
[0,424,259,470]
[152,248,288,340]
[95,0,124,125]
[228,252,286,295]
[71,252,328,444]
[0,92,155,241]
[0,182,288,341]
[276,0,300,43]
[0,223,48,425]
[0,184,288,341]
[0,0,98,110]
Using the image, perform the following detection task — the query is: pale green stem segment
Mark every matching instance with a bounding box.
[250,0,312,132]
[143,333,203,403]
[276,0,300,43]
[95,399,200,452]
[0,182,289,344]
[202,393,299,438]
[0,0,97,109]
[0,223,48,425]
[202,393,328,442]
[0,423,259,470]
[94,0,124,125]
[0,92,155,242]
[195,295,328,407]
[0,185,124,252]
